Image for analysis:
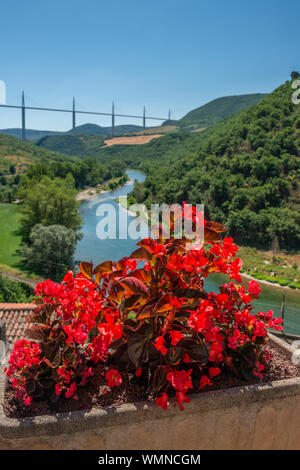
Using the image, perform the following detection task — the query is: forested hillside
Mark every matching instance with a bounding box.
[134,80,300,249]
[161,93,267,131]
[35,134,107,157]
[177,93,267,129]
[0,133,74,174]
[0,133,127,202]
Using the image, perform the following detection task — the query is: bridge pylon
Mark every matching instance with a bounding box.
[72,97,76,129]
[112,102,115,137]
[143,106,146,129]
[21,91,26,141]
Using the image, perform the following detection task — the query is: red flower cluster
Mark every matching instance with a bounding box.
[106,368,122,387]
[5,339,41,406]
[5,267,123,405]
[6,216,283,411]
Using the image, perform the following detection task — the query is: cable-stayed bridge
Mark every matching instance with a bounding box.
[0,92,171,141]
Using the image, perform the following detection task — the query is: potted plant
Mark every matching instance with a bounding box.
[1,212,298,450]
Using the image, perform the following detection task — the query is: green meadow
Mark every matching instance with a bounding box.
[0,203,22,268]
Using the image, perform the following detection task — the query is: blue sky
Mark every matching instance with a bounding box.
[0,0,299,131]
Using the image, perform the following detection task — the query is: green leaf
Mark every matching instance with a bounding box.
[127,311,137,320]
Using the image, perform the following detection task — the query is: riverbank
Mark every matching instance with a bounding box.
[115,195,149,221]
[76,186,107,201]
[76,174,129,202]
[238,246,300,291]
[241,272,299,292]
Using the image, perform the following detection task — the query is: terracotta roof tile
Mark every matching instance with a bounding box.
[0,303,35,310]
[0,303,36,352]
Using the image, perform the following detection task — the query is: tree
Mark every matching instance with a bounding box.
[270,235,280,262]
[9,165,16,175]
[21,224,77,280]
[19,176,82,241]
[291,71,300,80]
[132,180,144,203]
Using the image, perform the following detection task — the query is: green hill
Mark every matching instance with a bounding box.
[0,128,63,141]
[131,81,300,249]
[0,132,128,206]
[0,133,75,174]
[174,93,268,130]
[35,134,108,158]
[68,123,143,136]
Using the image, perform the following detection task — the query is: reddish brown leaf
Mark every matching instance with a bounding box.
[25,324,50,341]
[93,260,113,275]
[119,276,149,297]
[204,228,222,242]
[131,246,152,261]
[205,221,226,233]
[79,262,93,280]
[131,269,152,284]
[154,293,174,313]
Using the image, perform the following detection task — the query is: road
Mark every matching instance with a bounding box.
[0,270,39,289]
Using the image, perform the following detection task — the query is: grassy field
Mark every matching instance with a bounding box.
[239,246,300,289]
[0,203,22,268]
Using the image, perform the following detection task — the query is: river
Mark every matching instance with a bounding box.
[75,170,300,335]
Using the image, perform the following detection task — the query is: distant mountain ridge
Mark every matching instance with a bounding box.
[67,123,143,136]
[0,128,63,140]
[162,93,268,131]
[0,123,144,141]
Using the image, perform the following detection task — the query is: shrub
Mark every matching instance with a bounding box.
[21,224,77,280]
[5,215,283,411]
[0,275,34,303]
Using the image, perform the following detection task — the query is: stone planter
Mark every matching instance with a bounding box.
[1,334,300,450]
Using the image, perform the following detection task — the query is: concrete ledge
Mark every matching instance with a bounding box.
[1,334,300,450]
